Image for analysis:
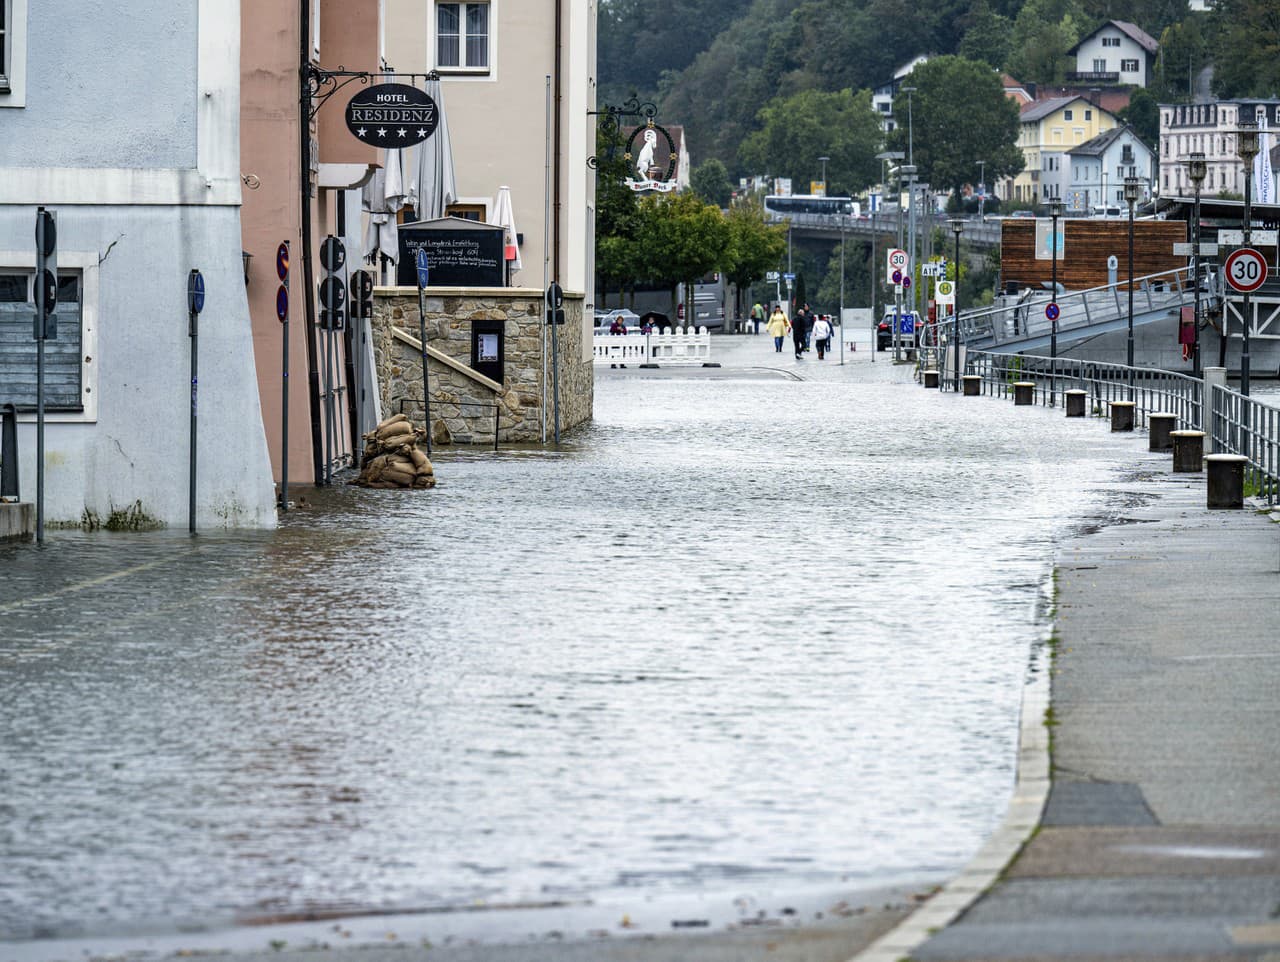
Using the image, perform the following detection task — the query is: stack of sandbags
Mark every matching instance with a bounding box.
[351,414,436,489]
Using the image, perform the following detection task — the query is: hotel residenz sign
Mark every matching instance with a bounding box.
[345,83,438,149]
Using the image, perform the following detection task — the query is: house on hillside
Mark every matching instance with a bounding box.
[872,55,929,133]
[1067,20,1159,88]
[1009,96,1119,204]
[1067,125,1155,213]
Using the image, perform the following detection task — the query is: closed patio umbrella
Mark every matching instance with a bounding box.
[490,185,522,283]
[363,146,407,282]
[410,72,457,221]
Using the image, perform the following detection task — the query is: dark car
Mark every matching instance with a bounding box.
[876,311,918,351]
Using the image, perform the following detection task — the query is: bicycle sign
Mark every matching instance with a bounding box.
[1224,247,1267,293]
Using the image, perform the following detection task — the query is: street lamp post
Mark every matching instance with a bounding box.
[1047,199,1064,404]
[818,155,830,195]
[949,217,964,392]
[1186,152,1206,379]
[898,164,918,361]
[1236,122,1259,398]
[977,160,986,221]
[1123,176,1141,395]
[873,151,902,365]
[901,86,916,167]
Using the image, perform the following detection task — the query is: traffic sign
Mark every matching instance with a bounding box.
[320,236,345,273]
[936,280,955,304]
[415,248,430,290]
[902,276,912,289]
[1218,229,1278,247]
[1045,302,1060,321]
[320,275,346,311]
[276,242,290,282]
[891,269,903,285]
[921,263,941,277]
[1225,247,1267,293]
[1173,242,1219,257]
[766,271,780,282]
[783,272,796,283]
[276,285,288,323]
[887,248,908,274]
[187,269,205,315]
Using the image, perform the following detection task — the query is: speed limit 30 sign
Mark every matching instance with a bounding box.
[886,248,909,275]
[1225,247,1268,293]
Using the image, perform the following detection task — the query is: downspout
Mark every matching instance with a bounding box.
[553,0,562,281]
[300,0,325,484]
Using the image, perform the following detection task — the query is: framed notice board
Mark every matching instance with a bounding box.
[397,218,504,288]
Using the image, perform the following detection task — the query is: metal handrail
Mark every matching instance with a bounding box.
[959,265,1217,346]
[1210,386,1280,504]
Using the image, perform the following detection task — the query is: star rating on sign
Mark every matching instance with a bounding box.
[397,128,408,138]
[377,128,388,138]
[357,128,367,137]
[417,129,428,138]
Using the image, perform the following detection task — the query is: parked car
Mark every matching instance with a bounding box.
[876,310,918,351]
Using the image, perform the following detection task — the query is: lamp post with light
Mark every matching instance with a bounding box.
[1047,198,1064,404]
[1236,122,1259,397]
[949,218,964,392]
[818,155,829,195]
[1186,152,1206,378]
[976,160,986,221]
[1123,176,1141,392]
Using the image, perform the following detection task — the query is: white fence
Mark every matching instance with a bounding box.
[593,327,713,366]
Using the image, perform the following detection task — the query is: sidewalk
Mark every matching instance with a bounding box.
[865,452,1280,960]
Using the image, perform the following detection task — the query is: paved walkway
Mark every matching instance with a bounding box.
[858,448,1280,961]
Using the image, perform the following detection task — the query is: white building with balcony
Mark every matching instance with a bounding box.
[1067,125,1155,213]
[1159,99,1280,197]
[1067,20,1158,88]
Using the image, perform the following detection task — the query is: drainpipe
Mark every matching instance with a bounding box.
[299,0,325,484]
[553,0,562,282]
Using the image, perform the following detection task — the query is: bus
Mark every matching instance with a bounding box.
[763,194,859,220]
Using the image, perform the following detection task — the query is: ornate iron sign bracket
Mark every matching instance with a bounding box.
[304,66,441,121]
[587,96,658,169]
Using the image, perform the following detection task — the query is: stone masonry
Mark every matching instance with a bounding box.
[371,288,593,446]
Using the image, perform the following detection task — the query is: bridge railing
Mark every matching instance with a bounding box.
[959,266,1214,347]
[957,349,1279,504]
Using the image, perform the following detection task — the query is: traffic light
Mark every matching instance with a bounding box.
[350,269,374,320]
[318,235,346,330]
[34,208,57,340]
[546,281,565,325]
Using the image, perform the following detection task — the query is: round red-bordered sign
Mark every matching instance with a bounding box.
[1225,247,1268,293]
[1045,302,1060,321]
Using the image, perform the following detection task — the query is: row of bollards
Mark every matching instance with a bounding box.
[954,378,1250,510]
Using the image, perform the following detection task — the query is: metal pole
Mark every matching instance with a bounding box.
[550,294,561,445]
[1050,208,1059,362]
[1127,196,1135,396]
[1242,167,1252,398]
[839,217,846,365]
[953,225,961,392]
[977,161,986,221]
[189,301,198,534]
[1192,180,1202,378]
[417,287,432,455]
[281,242,290,512]
[299,8,324,486]
[542,75,551,444]
[36,331,44,543]
[322,299,333,484]
[870,206,877,363]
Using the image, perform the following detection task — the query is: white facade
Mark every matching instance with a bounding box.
[0,0,278,528]
[1068,21,1157,88]
[1067,127,1156,213]
[1159,99,1280,197]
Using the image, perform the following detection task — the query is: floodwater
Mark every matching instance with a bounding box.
[0,338,1146,943]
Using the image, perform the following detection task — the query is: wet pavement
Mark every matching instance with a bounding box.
[1,333,1162,958]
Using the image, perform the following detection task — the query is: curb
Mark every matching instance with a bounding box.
[847,628,1053,962]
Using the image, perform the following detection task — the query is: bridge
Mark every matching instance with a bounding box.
[766,210,1003,251]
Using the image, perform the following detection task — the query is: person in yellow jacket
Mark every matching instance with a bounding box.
[765,304,790,353]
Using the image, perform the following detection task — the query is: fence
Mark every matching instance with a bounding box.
[958,349,1278,503]
[593,327,713,367]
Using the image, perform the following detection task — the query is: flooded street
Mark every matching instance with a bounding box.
[0,338,1147,944]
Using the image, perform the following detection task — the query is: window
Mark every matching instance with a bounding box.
[0,271,83,411]
[1103,36,1121,47]
[1093,59,1106,72]
[1085,109,1092,121]
[1,0,8,91]
[1064,109,1073,120]
[0,0,27,104]
[1121,59,1139,73]
[437,2,489,70]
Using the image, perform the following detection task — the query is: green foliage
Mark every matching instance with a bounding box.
[1119,88,1160,149]
[1153,15,1211,102]
[723,201,788,310]
[958,0,1014,69]
[691,158,734,207]
[738,88,884,194]
[889,57,1023,195]
[1004,0,1087,83]
[637,192,733,294]
[1209,0,1280,98]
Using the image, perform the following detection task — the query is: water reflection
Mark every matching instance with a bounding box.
[0,347,1147,938]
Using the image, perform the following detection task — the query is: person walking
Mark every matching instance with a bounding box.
[801,303,815,352]
[791,306,807,359]
[750,300,766,335]
[811,313,833,360]
[766,304,790,353]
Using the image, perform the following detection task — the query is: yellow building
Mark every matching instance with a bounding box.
[1010,96,1117,205]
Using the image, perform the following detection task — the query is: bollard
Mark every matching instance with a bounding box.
[1064,389,1087,417]
[1171,430,1206,472]
[923,369,940,388]
[1,403,18,501]
[1205,454,1248,509]
[1013,381,1035,405]
[1148,412,1177,451]
[962,375,981,396]
[1110,400,1136,432]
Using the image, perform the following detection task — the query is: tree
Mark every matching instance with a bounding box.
[722,201,788,318]
[889,56,1024,197]
[1209,0,1280,98]
[1119,87,1160,150]
[691,158,735,207]
[1003,0,1087,84]
[637,192,733,318]
[1153,16,1210,102]
[737,88,884,195]
[593,123,642,307]
[958,0,1014,70]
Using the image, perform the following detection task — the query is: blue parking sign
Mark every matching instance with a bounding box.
[415,249,429,290]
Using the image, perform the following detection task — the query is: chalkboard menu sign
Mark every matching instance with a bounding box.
[397,218,505,288]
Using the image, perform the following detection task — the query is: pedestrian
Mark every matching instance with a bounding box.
[750,300,766,335]
[766,304,789,353]
[791,306,807,359]
[801,303,814,352]
[811,313,833,360]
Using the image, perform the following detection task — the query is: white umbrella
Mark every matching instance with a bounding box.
[410,74,457,221]
[363,147,407,275]
[490,185,522,279]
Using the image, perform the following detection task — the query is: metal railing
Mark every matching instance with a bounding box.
[957,350,1279,504]
[1210,387,1280,503]
[399,397,502,452]
[959,265,1218,348]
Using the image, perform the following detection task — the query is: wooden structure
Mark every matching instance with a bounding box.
[1001,218,1186,292]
